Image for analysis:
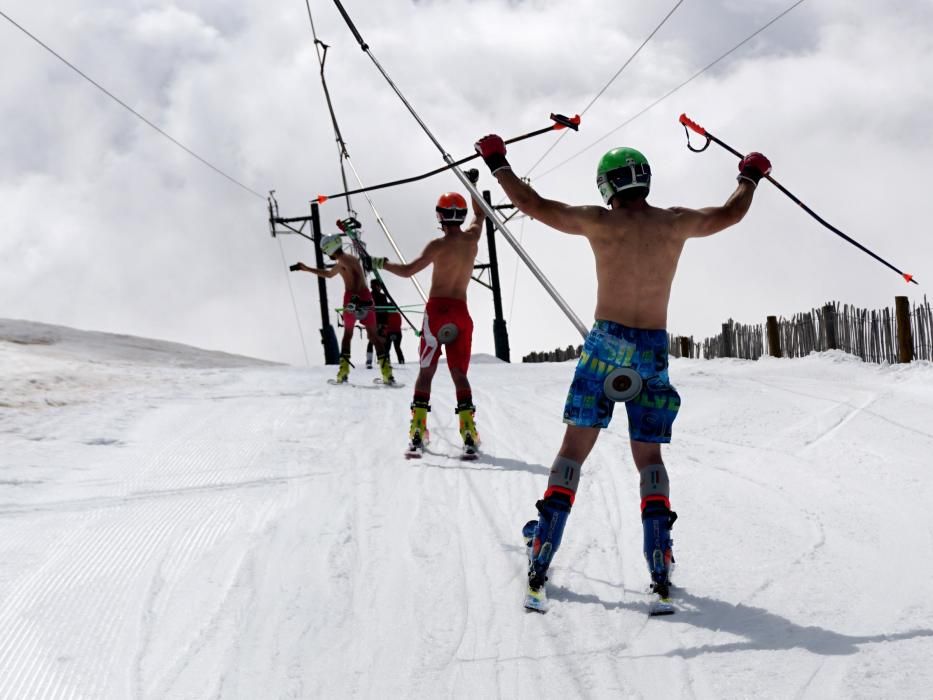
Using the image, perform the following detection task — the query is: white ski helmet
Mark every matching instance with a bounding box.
[321,234,342,257]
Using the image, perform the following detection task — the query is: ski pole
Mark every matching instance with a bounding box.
[329,0,589,339]
[679,113,918,285]
[315,113,580,204]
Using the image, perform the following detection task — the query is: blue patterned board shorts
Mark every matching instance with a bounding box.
[563,320,681,443]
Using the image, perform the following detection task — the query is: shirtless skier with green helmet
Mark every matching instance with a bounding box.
[475,133,771,611]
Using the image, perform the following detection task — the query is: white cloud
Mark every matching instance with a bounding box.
[1,0,931,364]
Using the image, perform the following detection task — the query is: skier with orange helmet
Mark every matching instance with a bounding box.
[370,184,485,459]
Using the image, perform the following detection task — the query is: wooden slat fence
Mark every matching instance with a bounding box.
[703,320,764,360]
[669,334,701,358]
[523,345,582,363]
[913,296,933,361]
[701,296,932,363]
[522,296,932,364]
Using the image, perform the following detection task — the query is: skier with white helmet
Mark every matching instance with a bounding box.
[291,233,395,386]
[475,133,770,611]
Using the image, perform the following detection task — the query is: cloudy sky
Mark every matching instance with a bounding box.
[2,0,931,365]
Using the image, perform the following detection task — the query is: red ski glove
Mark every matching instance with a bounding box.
[474,134,511,175]
[737,152,772,186]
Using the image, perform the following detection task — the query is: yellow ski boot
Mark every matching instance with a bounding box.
[379,354,396,386]
[457,400,480,459]
[335,354,351,384]
[406,398,430,457]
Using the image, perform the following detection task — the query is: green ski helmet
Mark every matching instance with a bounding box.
[321,233,343,257]
[596,147,651,206]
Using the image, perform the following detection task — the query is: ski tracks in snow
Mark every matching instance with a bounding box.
[3,348,933,699]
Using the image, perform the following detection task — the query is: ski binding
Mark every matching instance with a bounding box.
[524,585,548,613]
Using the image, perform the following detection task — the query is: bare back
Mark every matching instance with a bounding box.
[495,170,755,331]
[584,206,686,329]
[427,228,480,300]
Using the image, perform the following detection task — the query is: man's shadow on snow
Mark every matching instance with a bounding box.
[417,450,549,477]
[547,584,933,658]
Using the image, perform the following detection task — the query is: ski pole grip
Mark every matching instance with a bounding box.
[679,113,706,136]
[551,113,581,131]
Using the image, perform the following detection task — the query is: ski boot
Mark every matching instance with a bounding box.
[406,398,430,457]
[379,354,396,386]
[335,353,352,384]
[525,491,572,592]
[642,497,678,598]
[456,399,480,458]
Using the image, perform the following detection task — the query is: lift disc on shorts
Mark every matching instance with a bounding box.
[437,323,459,345]
[603,367,642,402]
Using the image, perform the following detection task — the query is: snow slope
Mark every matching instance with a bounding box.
[2,320,933,699]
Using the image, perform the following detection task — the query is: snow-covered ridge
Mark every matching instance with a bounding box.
[0,318,276,369]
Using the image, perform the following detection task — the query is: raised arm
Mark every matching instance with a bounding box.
[376,240,439,278]
[670,152,771,239]
[289,261,339,278]
[475,135,604,235]
[464,188,486,237]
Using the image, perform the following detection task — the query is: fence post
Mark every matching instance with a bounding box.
[766,316,781,358]
[895,296,914,363]
[721,323,732,358]
[679,337,690,359]
[823,303,838,350]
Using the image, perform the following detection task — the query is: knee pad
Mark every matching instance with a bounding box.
[546,456,582,503]
[640,463,670,509]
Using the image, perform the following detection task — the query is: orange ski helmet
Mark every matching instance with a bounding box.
[435,192,468,225]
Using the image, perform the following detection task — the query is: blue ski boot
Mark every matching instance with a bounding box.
[642,497,677,598]
[526,492,572,591]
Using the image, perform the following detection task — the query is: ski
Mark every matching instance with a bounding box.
[404,434,427,459]
[647,582,676,616]
[648,597,675,616]
[521,520,548,612]
[524,585,548,613]
[327,379,378,390]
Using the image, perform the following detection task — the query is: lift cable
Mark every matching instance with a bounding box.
[524,0,684,178]
[534,0,808,180]
[0,9,265,200]
[304,1,428,306]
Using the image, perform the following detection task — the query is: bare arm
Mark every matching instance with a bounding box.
[382,240,439,278]
[290,261,340,278]
[496,169,605,235]
[670,180,756,239]
[464,191,486,237]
